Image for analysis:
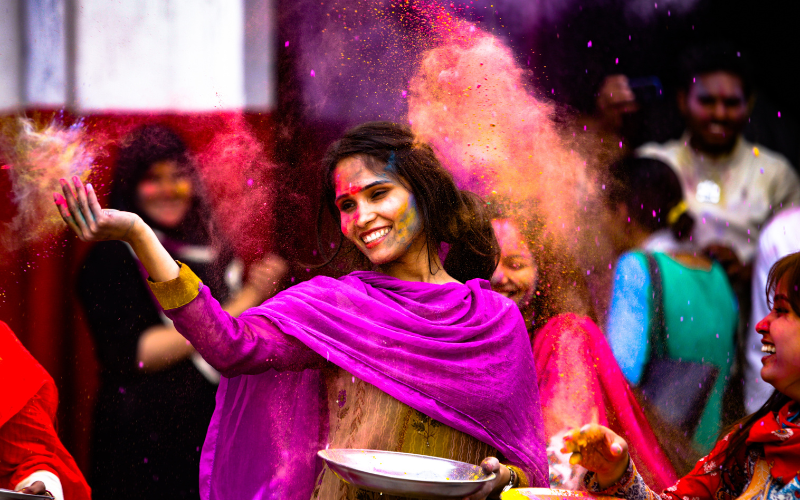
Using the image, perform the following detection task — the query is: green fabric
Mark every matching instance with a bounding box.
[637,251,738,452]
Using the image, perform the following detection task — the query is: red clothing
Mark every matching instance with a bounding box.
[0,321,91,500]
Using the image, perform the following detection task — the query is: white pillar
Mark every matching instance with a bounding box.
[244,0,275,111]
[75,0,247,111]
[0,0,22,112]
[24,0,68,107]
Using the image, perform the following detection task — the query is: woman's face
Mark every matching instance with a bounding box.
[757,279,800,398]
[333,156,423,265]
[136,160,193,229]
[490,219,537,308]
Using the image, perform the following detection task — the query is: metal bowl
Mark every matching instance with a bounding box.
[318,449,495,499]
[501,488,617,500]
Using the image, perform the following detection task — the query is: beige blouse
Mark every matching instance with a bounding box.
[311,367,497,500]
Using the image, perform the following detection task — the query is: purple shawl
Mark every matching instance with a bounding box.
[167,270,548,499]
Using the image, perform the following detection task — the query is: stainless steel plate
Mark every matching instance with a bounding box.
[318,449,495,499]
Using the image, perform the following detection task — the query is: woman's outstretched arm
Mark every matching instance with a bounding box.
[54,176,179,282]
[56,176,320,376]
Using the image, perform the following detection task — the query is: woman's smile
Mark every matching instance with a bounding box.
[361,226,391,247]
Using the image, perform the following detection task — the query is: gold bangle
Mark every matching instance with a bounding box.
[501,465,516,493]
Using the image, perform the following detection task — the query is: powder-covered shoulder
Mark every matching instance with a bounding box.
[748,141,794,169]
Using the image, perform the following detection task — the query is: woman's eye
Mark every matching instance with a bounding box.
[372,189,387,199]
[339,201,355,212]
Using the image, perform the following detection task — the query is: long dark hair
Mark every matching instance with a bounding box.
[110,124,214,245]
[605,157,694,241]
[717,251,800,469]
[318,121,499,282]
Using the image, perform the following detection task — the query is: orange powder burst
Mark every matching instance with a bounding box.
[408,29,612,319]
[409,31,595,247]
[0,117,101,250]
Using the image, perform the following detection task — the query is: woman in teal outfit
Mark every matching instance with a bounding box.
[603,157,738,453]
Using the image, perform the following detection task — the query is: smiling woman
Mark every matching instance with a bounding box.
[55,121,549,500]
[319,122,500,284]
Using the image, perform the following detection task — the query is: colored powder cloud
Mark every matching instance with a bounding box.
[0,117,103,251]
[192,114,277,260]
[409,30,597,252]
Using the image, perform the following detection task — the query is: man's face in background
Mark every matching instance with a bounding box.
[681,71,750,155]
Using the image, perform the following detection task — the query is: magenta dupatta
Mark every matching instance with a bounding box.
[166,270,548,500]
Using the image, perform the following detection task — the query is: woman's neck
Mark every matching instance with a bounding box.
[377,238,459,284]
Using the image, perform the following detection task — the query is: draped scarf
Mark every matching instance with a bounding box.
[241,270,549,486]
[747,402,800,485]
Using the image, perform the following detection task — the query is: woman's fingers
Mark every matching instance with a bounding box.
[60,178,90,236]
[461,457,501,500]
[72,176,96,229]
[561,424,627,473]
[54,193,83,236]
[58,179,91,238]
[86,182,105,223]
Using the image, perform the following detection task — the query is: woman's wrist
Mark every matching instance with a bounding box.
[120,214,145,245]
[126,219,181,282]
[489,465,513,498]
[595,454,630,489]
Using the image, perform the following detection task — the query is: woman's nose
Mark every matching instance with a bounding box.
[491,267,507,285]
[356,206,376,227]
[755,316,770,335]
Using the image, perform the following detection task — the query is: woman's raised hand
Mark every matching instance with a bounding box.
[562,424,629,489]
[54,176,140,242]
[55,176,180,282]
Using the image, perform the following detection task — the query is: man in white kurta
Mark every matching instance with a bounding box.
[638,45,800,268]
[638,136,800,265]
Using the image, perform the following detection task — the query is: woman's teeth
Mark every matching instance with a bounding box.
[762,345,776,354]
[363,228,389,244]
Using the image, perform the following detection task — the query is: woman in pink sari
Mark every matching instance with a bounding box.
[490,216,678,492]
